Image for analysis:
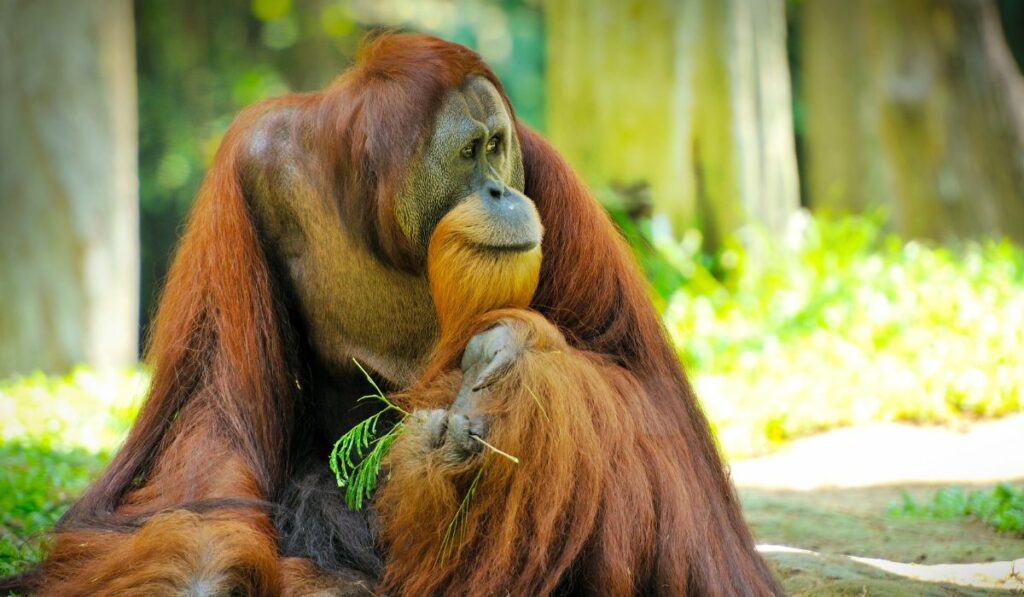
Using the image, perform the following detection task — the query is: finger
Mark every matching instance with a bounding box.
[460,324,513,372]
[471,344,517,392]
[412,408,449,448]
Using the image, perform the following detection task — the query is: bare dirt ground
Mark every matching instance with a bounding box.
[732,414,1024,595]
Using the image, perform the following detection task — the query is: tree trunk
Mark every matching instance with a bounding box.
[0,0,139,376]
[802,0,1024,242]
[801,0,890,214]
[545,0,800,249]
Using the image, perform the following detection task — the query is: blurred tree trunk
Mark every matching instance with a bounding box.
[545,0,800,249]
[801,1,889,215]
[0,0,139,376]
[802,0,1024,242]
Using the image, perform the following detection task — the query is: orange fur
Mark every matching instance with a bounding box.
[278,558,376,597]
[377,311,662,596]
[39,510,279,597]
[31,115,296,595]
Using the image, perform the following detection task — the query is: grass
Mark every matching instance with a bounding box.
[889,484,1024,535]
[0,444,108,575]
[0,368,146,575]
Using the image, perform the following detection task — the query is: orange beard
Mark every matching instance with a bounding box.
[426,198,543,349]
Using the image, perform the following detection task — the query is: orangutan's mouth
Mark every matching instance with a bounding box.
[470,240,539,254]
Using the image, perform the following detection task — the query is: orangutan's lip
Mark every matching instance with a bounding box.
[469,240,539,254]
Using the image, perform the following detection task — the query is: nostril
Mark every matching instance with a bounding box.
[485,180,504,200]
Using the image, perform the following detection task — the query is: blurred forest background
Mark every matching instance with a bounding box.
[2,0,1024,575]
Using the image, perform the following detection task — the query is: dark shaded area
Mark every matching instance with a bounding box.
[997,0,1024,72]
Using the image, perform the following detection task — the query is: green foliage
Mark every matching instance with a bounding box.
[612,208,1024,457]
[889,484,1024,535]
[0,369,144,576]
[0,444,107,576]
[329,360,409,511]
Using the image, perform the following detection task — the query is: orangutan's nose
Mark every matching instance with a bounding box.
[483,178,506,200]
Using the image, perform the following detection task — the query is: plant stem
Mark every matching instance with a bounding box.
[352,358,410,416]
[470,434,519,464]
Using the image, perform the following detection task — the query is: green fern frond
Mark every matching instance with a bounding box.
[330,359,408,511]
[345,421,404,510]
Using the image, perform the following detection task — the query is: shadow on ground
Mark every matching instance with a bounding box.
[734,416,1024,594]
[764,547,1020,596]
[743,484,1023,564]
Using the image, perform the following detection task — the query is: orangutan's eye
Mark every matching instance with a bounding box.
[460,142,476,160]
[486,135,501,154]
